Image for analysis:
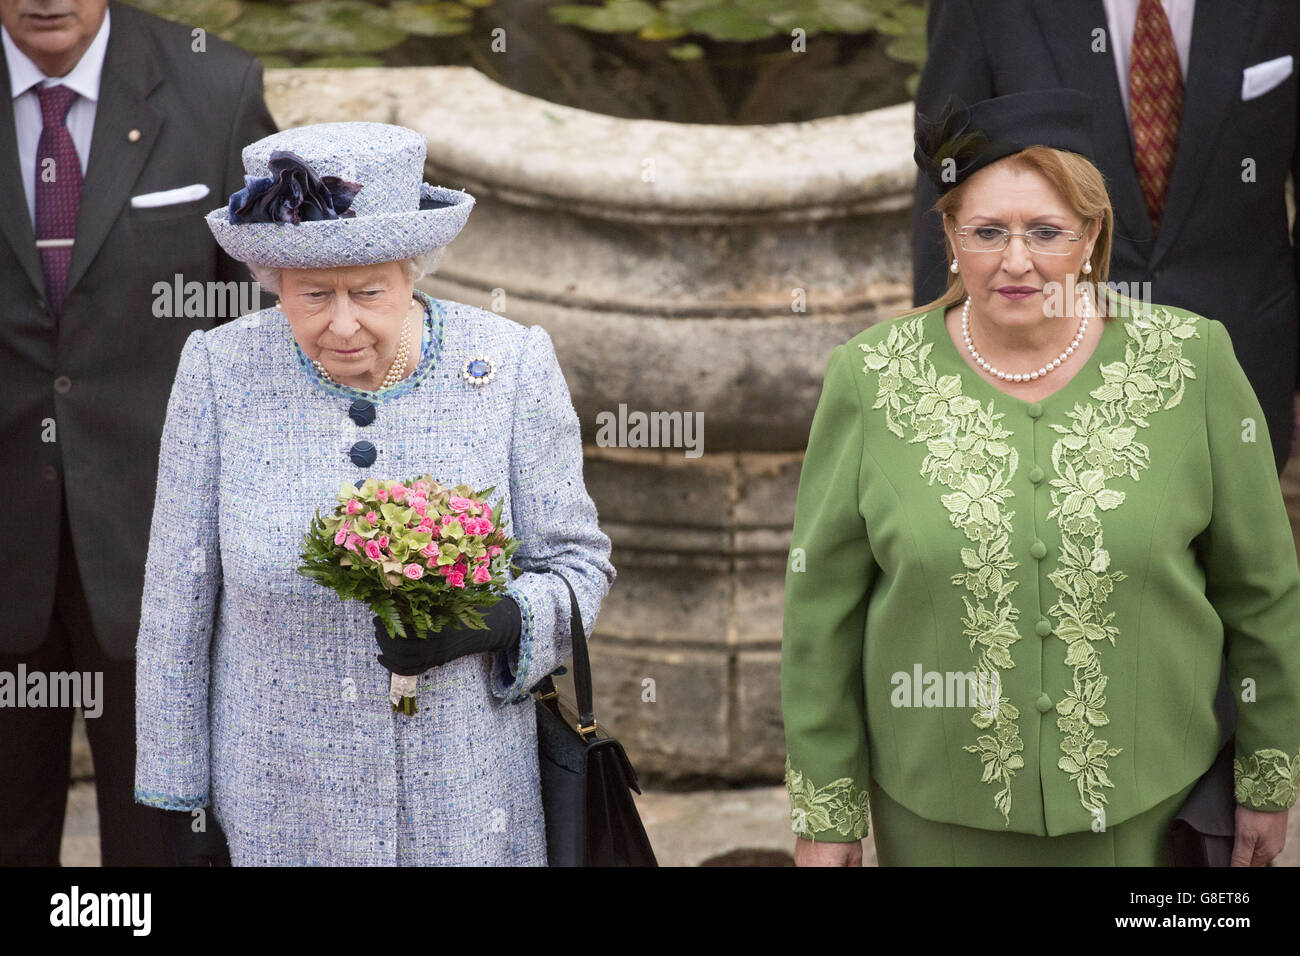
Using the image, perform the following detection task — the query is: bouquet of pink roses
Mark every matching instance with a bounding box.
[298,475,521,714]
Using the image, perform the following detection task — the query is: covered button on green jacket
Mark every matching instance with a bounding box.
[781,293,1300,841]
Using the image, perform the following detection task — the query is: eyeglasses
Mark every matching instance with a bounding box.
[952,223,1087,256]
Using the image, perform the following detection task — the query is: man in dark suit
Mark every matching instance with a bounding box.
[912,0,1300,476]
[0,0,276,864]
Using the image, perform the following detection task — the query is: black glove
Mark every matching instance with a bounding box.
[373,596,522,676]
[157,806,231,867]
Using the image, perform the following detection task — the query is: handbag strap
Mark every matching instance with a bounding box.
[534,570,597,735]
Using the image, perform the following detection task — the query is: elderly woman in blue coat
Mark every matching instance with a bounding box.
[133,122,615,865]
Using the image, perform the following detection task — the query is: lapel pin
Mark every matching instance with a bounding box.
[462,356,496,387]
[127,128,141,142]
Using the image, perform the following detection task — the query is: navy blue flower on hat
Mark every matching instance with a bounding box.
[227,149,363,225]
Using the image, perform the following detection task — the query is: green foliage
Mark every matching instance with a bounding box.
[122,0,492,57]
[551,0,927,54]
[124,0,927,72]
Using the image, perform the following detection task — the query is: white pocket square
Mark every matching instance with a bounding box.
[1242,55,1293,101]
[130,184,211,208]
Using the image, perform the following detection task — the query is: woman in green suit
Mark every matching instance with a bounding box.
[781,89,1300,866]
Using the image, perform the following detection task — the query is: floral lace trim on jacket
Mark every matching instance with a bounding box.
[785,757,870,840]
[1234,748,1300,810]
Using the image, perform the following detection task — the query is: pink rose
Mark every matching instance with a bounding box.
[488,545,502,557]
[412,501,427,518]
[476,554,490,565]
[403,563,424,580]
[334,528,348,546]
[364,540,382,560]
[472,565,491,585]
[447,571,466,588]
[365,510,378,525]
[377,489,389,503]
[414,481,429,496]
[477,518,494,534]
[418,517,435,532]
[378,535,389,549]
[449,496,473,512]
[391,485,407,503]
[420,541,437,558]
[344,534,361,552]
[345,499,361,515]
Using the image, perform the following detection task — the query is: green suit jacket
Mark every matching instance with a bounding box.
[781,292,1300,840]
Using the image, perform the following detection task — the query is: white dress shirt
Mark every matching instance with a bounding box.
[2,6,110,227]
[1103,0,1195,122]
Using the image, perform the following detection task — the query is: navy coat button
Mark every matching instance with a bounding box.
[348,398,376,426]
[348,440,377,468]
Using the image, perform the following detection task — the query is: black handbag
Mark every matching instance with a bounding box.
[532,571,658,866]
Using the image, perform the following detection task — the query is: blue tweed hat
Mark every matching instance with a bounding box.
[206,121,475,268]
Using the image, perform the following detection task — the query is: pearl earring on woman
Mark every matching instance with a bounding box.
[951,258,959,273]
[1083,260,1092,274]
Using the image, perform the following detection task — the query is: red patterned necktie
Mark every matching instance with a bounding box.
[34,84,82,320]
[1129,0,1184,235]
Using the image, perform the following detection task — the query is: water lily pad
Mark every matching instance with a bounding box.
[219,1,406,54]
[684,6,777,40]
[667,42,704,60]
[218,3,300,52]
[884,32,926,65]
[291,1,408,49]
[390,2,473,36]
[876,1,927,35]
[123,0,243,32]
[814,0,879,33]
[638,12,688,40]
[550,1,659,33]
[661,0,726,16]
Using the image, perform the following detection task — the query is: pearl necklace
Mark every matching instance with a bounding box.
[961,292,1091,383]
[312,297,421,391]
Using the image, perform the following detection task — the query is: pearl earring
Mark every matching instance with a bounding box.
[950,258,959,273]
[1083,260,1092,274]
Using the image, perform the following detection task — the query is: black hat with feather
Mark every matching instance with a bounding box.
[914,89,1097,194]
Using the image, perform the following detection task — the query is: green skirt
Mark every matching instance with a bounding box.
[868,777,1199,866]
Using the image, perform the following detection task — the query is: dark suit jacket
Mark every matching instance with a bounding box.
[0,1,276,657]
[912,0,1299,473]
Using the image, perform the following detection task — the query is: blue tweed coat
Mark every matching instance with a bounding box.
[134,290,615,865]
